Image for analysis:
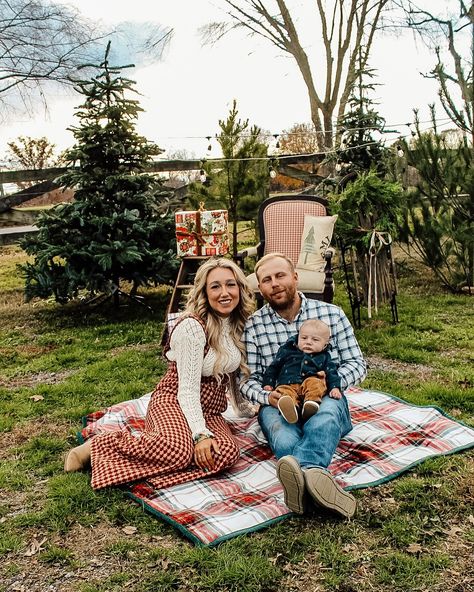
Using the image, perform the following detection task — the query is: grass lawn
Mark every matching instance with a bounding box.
[0,244,473,592]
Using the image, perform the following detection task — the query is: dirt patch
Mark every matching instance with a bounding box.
[1,522,183,592]
[366,354,435,380]
[0,369,75,389]
[0,418,69,458]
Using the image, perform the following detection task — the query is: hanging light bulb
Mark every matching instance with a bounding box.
[335,161,342,172]
[199,169,207,183]
[269,167,277,179]
[397,144,404,157]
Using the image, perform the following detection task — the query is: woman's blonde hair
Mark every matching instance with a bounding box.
[185,257,255,377]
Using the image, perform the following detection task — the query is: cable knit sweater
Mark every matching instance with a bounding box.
[165,316,241,439]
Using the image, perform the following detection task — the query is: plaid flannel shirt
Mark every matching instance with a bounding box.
[241,294,366,406]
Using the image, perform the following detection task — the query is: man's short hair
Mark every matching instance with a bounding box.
[254,253,295,281]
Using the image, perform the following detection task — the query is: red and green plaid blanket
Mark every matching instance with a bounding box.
[81,387,474,546]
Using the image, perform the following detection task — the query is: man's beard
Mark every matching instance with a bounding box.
[267,286,297,311]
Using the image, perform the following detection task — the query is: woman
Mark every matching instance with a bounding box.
[64,257,256,490]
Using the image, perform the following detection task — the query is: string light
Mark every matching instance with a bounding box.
[268,157,278,178]
[199,159,207,183]
[152,117,453,144]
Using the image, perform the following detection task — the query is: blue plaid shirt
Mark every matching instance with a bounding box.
[241,294,366,405]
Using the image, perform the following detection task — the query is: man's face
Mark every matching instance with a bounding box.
[256,257,298,311]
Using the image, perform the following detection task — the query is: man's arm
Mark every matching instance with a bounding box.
[333,310,366,390]
[241,323,272,406]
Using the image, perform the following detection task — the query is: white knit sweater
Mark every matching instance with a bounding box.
[165,316,241,439]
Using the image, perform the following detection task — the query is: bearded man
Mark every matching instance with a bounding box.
[241,253,366,518]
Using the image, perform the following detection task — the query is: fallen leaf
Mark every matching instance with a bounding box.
[406,543,422,554]
[24,536,47,557]
[269,552,282,565]
[444,525,464,537]
[29,395,44,402]
[122,525,137,535]
[468,515,474,525]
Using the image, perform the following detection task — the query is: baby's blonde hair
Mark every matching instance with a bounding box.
[300,319,331,342]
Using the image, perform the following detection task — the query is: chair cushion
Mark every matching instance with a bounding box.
[262,200,327,264]
[297,215,338,271]
[246,269,327,294]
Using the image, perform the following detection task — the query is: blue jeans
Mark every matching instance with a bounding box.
[258,394,353,469]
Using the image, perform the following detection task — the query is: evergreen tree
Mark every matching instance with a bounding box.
[399,108,473,293]
[335,62,389,177]
[329,60,402,319]
[188,100,269,257]
[21,43,178,305]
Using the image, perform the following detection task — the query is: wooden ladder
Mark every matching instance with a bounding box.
[161,256,209,344]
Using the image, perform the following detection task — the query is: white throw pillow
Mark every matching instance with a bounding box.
[297,215,337,271]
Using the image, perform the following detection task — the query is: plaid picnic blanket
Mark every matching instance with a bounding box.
[81,387,474,546]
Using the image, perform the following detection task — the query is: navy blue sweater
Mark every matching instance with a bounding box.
[262,334,341,391]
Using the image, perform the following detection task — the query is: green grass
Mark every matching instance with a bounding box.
[0,244,473,591]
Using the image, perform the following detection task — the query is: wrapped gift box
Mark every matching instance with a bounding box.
[175,209,229,257]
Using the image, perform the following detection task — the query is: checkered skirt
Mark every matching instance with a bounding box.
[90,322,239,490]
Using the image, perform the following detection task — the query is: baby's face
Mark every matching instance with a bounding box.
[297,327,329,354]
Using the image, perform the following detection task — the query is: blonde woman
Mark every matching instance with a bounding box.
[64,258,256,490]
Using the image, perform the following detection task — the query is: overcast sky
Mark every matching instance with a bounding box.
[1,0,454,160]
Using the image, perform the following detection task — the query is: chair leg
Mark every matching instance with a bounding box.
[390,292,399,324]
[352,295,362,329]
[323,251,334,303]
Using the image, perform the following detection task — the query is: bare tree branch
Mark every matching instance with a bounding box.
[201,0,390,149]
[396,0,473,142]
[0,0,173,119]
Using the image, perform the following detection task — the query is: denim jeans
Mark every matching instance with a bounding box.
[258,394,353,469]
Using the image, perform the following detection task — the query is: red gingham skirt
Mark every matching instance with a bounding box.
[89,363,239,490]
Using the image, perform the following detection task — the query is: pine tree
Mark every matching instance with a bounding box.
[399,108,473,293]
[335,62,389,177]
[21,43,178,305]
[330,59,402,319]
[188,100,269,257]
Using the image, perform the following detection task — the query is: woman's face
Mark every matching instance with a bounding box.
[205,267,240,317]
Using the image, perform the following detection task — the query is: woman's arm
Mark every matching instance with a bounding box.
[170,318,213,440]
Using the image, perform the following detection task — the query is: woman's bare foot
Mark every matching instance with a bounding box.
[64,440,92,472]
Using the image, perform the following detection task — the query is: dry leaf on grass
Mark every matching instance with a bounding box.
[121,525,137,535]
[23,536,47,557]
[29,395,44,402]
[406,543,423,554]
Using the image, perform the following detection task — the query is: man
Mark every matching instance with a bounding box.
[241,253,366,518]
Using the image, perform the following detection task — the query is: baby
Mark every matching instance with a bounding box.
[263,319,342,423]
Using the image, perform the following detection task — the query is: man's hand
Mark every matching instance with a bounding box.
[329,387,342,400]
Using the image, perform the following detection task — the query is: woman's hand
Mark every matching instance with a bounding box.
[194,437,220,471]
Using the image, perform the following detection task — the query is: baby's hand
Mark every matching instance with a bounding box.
[329,388,342,400]
[263,385,273,391]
